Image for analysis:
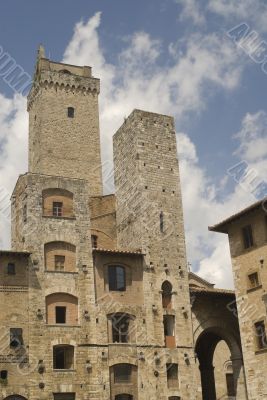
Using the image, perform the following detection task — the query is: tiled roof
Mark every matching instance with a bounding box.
[92,248,144,256]
[190,286,235,296]
[0,250,31,256]
[209,198,266,233]
[189,272,215,288]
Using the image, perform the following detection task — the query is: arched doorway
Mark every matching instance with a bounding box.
[4,396,27,400]
[115,395,133,400]
[195,329,244,400]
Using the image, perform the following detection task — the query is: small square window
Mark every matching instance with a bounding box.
[53,202,63,217]
[0,370,7,380]
[248,272,260,289]
[55,255,65,271]
[67,107,74,118]
[7,263,15,275]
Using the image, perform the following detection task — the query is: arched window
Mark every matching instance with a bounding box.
[44,242,76,272]
[108,266,126,291]
[42,188,74,218]
[162,281,173,309]
[53,345,74,370]
[46,293,78,325]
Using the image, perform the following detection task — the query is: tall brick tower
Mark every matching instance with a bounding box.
[113,109,197,399]
[28,45,102,196]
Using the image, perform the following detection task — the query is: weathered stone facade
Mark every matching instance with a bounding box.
[0,47,252,400]
[210,201,267,399]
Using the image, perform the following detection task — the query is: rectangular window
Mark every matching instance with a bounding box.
[114,364,132,383]
[55,255,65,271]
[248,272,260,289]
[10,328,23,348]
[53,346,74,370]
[108,266,126,291]
[56,307,66,324]
[53,202,63,217]
[242,225,254,249]
[255,320,267,350]
[7,263,16,275]
[54,394,76,400]
[91,235,98,248]
[167,363,178,388]
[67,107,75,118]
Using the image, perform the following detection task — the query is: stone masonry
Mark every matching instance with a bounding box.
[0,46,254,400]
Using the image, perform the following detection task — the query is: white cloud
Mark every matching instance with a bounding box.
[176,0,206,25]
[208,0,267,34]
[0,13,254,288]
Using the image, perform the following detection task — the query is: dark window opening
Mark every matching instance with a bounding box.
[160,212,164,233]
[167,363,178,387]
[10,328,23,348]
[0,370,7,380]
[112,314,130,343]
[242,225,254,249]
[162,281,173,309]
[67,107,75,118]
[226,373,236,397]
[91,235,98,248]
[255,320,267,349]
[56,307,66,324]
[108,266,126,291]
[114,364,132,383]
[53,345,74,370]
[54,393,76,400]
[115,396,133,400]
[53,202,63,217]
[55,255,65,271]
[7,263,16,275]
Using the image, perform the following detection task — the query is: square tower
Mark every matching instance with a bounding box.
[27,46,103,195]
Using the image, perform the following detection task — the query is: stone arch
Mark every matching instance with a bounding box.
[44,241,76,272]
[46,293,78,325]
[42,188,74,218]
[195,325,244,400]
[161,280,173,309]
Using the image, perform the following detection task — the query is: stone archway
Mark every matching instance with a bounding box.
[195,328,243,400]
[190,287,248,400]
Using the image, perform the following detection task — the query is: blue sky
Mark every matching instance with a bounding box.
[1,0,267,287]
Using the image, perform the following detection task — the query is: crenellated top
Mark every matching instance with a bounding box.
[27,45,100,110]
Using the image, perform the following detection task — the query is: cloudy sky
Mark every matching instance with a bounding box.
[1,0,267,288]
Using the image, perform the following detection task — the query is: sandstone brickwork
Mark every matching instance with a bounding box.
[0,47,249,400]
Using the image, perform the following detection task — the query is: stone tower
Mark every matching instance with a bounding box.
[113,109,197,399]
[27,45,102,196]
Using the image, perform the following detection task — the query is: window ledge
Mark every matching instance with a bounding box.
[53,369,76,372]
[247,285,262,293]
[42,215,76,221]
[45,270,78,275]
[46,324,80,328]
[255,347,267,355]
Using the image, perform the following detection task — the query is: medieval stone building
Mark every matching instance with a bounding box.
[0,47,260,400]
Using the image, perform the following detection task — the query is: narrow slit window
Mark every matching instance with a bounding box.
[67,107,75,118]
[160,212,164,233]
[242,225,254,249]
